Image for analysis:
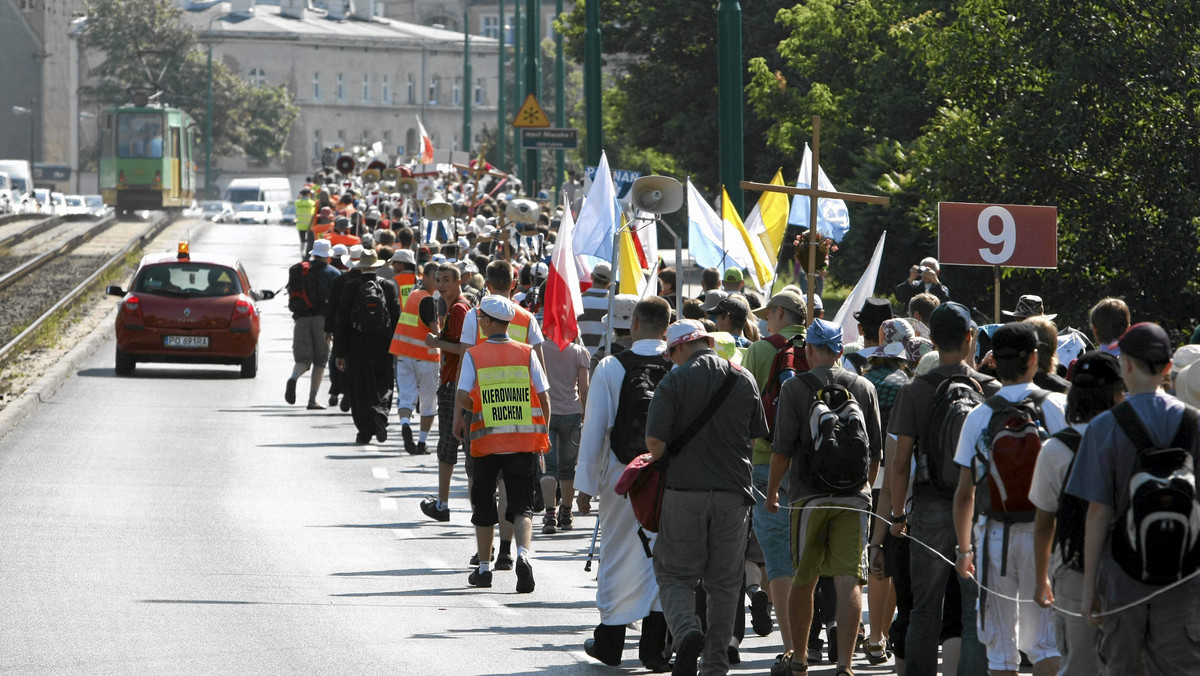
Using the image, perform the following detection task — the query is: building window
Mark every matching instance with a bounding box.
[313,130,321,161]
[382,75,390,104]
[382,130,391,148]
[362,74,370,102]
[505,14,515,44]
[474,78,485,105]
[453,78,461,106]
[336,130,345,149]
[428,77,439,105]
[481,15,499,39]
[336,73,344,102]
[248,68,266,88]
[407,75,415,104]
[360,130,370,145]
[313,72,321,101]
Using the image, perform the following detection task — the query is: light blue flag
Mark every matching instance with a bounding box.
[788,143,851,243]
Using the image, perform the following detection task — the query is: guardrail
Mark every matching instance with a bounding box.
[0,213,177,367]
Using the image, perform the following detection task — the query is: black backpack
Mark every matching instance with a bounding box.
[801,371,872,496]
[915,372,989,498]
[1051,428,1087,572]
[351,276,391,333]
[610,350,671,464]
[1111,403,1200,585]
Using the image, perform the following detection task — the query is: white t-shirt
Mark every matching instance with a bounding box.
[460,306,545,347]
[1029,422,1089,513]
[953,382,1068,474]
[457,339,550,394]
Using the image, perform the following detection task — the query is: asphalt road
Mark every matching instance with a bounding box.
[0,222,891,675]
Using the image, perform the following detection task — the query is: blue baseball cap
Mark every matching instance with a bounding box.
[807,318,844,353]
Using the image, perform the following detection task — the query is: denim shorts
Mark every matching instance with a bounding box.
[752,463,793,581]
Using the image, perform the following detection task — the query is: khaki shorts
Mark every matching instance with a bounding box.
[292,315,328,367]
[790,496,868,585]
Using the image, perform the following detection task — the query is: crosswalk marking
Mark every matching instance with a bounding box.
[372,467,389,479]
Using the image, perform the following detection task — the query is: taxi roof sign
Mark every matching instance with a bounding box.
[512,94,551,128]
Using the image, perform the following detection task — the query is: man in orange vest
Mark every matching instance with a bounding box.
[388,249,439,455]
[455,295,550,593]
[453,259,546,570]
[328,217,362,249]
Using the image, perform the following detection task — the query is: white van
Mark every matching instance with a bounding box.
[224,177,291,208]
[0,160,33,201]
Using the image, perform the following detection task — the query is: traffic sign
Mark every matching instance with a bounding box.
[521,128,578,149]
[512,94,551,128]
[938,202,1058,269]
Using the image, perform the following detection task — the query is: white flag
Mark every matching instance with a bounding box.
[573,151,621,261]
[833,231,888,345]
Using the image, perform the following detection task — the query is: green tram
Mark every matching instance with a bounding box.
[99,104,196,212]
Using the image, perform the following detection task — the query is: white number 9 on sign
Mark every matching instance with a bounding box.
[977,206,1016,265]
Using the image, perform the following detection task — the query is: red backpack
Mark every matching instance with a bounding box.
[760,333,809,440]
[973,390,1051,521]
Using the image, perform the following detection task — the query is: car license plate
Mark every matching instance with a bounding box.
[163,335,209,348]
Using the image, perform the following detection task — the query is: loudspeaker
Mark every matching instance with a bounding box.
[382,168,401,182]
[335,155,356,175]
[396,178,418,195]
[367,159,387,173]
[361,168,381,184]
[424,195,453,221]
[505,198,540,224]
[630,175,683,214]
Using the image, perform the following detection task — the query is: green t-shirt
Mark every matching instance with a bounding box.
[745,324,806,465]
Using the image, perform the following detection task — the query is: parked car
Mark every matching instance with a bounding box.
[233,201,282,225]
[281,201,296,226]
[83,194,113,218]
[199,200,235,223]
[105,243,275,377]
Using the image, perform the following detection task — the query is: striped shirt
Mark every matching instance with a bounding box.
[578,287,611,355]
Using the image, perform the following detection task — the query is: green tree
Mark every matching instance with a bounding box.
[81,0,298,164]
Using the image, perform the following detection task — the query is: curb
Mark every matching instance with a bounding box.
[0,307,117,443]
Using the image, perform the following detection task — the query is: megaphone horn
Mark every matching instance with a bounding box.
[505,198,541,225]
[367,159,387,172]
[335,155,356,176]
[361,168,382,184]
[424,194,454,221]
[630,175,684,215]
[396,177,418,196]
[382,168,401,182]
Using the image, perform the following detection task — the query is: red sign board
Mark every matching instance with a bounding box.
[938,202,1058,269]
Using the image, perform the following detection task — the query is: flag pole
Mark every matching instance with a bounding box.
[806,119,821,321]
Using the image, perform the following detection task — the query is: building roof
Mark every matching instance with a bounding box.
[183,1,499,48]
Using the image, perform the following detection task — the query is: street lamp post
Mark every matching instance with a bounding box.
[717,0,743,214]
[497,1,506,169]
[204,13,221,200]
[554,0,564,205]
[512,0,522,179]
[584,0,600,166]
[462,0,472,155]
[522,0,539,196]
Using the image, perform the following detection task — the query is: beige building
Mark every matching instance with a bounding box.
[181,0,500,193]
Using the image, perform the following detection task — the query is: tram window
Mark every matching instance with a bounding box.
[117,114,164,159]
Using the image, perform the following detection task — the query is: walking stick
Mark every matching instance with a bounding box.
[584,516,600,572]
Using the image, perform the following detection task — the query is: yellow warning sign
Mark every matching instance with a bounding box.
[512,94,551,128]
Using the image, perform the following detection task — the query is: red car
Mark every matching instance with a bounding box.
[105,244,276,377]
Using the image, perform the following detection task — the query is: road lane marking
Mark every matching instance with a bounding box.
[372,467,389,479]
[379,497,398,511]
[392,529,410,539]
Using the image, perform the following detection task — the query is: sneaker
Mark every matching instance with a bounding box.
[354,433,371,445]
[542,511,557,535]
[495,553,514,571]
[515,555,535,593]
[467,568,492,588]
[864,638,888,665]
[306,401,326,410]
[557,505,573,531]
[805,647,822,664]
[375,424,388,443]
[727,643,741,664]
[415,441,427,455]
[749,586,773,636]
[419,496,449,522]
[285,377,297,405]
[672,630,704,676]
[401,424,416,454]
[469,547,494,567]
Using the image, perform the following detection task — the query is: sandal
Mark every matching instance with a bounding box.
[864,637,888,665]
[770,650,807,676]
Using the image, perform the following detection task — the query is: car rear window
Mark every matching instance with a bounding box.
[135,263,243,297]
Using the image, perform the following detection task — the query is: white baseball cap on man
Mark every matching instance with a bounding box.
[479,295,517,323]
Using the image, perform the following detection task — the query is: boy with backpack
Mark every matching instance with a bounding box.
[1066,323,1200,675]
[766,318,883,676]
[285,239,340,409]
[1030,350,1124,676]
[952,322,1066,676]
[889,301,998,675]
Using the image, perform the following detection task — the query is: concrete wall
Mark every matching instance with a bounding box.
[0,0,43,166]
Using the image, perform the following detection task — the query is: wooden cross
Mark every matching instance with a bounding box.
[740,116,891,321]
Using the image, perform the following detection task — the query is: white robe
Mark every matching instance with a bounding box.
[575,338,666,626]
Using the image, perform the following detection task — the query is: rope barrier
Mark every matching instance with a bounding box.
[751,487,1200,619]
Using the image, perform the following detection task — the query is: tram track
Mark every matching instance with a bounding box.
[0,212,178,368]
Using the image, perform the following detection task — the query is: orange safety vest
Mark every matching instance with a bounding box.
[476,305,534,344]
[389,288,438,361]
[312,222,334,239]
[394,271,416,307]
[467,340,549,457]
[328,233,361,248]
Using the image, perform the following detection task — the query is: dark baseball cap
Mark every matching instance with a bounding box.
[929,302,975,334]
[991,322,1039,361]
[1070,350,1122,388]
[1119,322,1172,364]
[713,295,750,319]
